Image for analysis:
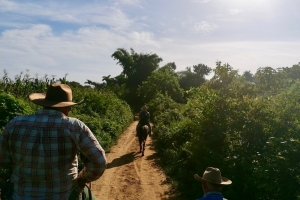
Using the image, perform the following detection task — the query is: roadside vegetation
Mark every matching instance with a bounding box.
[1,48,300,200]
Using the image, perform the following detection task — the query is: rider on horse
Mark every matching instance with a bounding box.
[136,105,151,135]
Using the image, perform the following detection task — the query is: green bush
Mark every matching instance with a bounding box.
[0,90,34,182]
[0,90,33,132]
[153,81,300,200]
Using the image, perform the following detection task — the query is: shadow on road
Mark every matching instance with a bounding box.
[106,152,140,169]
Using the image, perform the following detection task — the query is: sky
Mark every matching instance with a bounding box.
[1,0,300,85]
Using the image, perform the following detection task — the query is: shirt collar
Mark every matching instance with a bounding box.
[203,191,223,197]
[36,109,66,117]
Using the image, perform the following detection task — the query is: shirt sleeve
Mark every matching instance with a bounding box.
[74,121,107,182]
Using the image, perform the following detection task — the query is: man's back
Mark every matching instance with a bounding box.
[1,109,106,199]
[139,110,150,125]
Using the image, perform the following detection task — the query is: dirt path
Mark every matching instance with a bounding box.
[91,121,175,200]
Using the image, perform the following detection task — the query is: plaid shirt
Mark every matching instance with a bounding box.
[0,109,107,199]
[196,192,228,200]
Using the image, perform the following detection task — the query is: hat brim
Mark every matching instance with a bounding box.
[194,174,232,185]
[29,93,83,107]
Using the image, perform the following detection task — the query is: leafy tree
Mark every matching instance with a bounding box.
[137,64,184,104]
[209,61,239,89]
[159,62,177,72]
[111,48,163,110]
[177,63,211,91]
[280,62,300,81]
[85,79,103,90]
[242,70,255,82]
[255,67,287,94]
[102,74,127,87]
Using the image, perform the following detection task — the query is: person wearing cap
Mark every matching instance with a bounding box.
[194,167,232,200]
[136,105,151,136]
[0,83,107,199]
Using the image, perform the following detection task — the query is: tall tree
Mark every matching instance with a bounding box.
[242,70,255,82]
[111,48,163,110]
[177,63,211,91]
[137,64,184,104]
[255,67,287,94]
[280,62,300,81]
[209,61,239,89]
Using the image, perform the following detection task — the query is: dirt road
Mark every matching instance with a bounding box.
[91,121,175,200]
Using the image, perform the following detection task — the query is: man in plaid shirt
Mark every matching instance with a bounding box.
[0,84,107,199]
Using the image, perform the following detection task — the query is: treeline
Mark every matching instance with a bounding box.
[1,48,300,200]
[85,48,212,112]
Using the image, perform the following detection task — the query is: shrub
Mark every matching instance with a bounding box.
[0,90,33,132]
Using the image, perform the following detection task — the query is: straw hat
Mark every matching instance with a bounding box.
[194,167,232,185]
[29,83,83,107]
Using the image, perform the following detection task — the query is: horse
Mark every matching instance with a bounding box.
[136,124,150,156]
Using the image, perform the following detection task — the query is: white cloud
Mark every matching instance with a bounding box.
[182,17,218,34]
[0,0,19,11]
[0,1,134,30]
[229,9,243,15]
[128,31,159,47]
[193,21,218,34]
[206,13,223,20]
[0,24,160,84]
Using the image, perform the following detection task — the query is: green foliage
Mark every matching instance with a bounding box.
[137,67,184,104]
[255,67,289,95]
[0,70,56,98]
[209,61,240,88]
[111,48,163,110]
[0,90,33,132]
[177,63,211,91]
[0,90,34,182]
[242,70,255,82]
[152,61,300,200]
[280,62,300,81]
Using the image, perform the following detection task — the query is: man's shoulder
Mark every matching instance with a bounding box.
[196,192,226,200]
[141,110,149,114]
[5,114,33,126]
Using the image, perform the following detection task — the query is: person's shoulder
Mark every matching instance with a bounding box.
[5,114,33,126]
[67,116,85,125]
